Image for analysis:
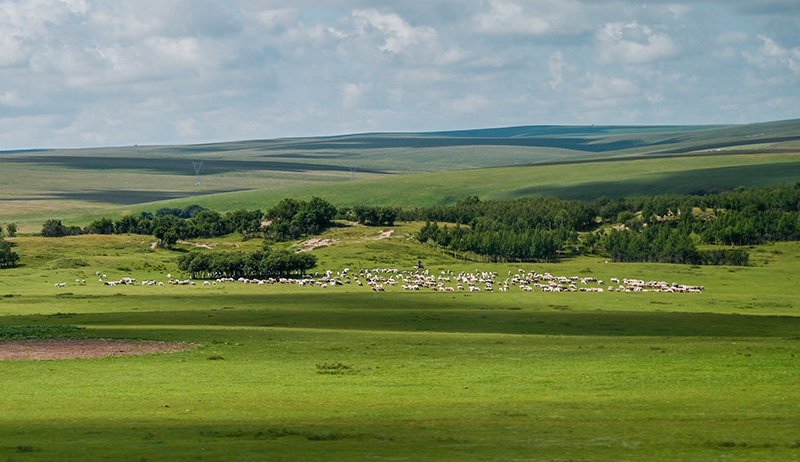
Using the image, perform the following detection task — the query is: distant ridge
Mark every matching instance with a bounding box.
[2,118,799,224]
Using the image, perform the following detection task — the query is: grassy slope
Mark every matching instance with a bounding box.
[1,229,799,460]
[3,119,800,227]
[76,150,800,224]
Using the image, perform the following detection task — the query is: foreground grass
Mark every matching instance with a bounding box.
[0,233,799,460]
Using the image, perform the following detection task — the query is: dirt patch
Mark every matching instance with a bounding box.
[178,240,215,249]
[295,229,395,252]
[0,338,200,361]
[296,237,338,252]
[370,230,395,240]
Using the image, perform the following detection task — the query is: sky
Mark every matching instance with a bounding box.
[0,0,799,149]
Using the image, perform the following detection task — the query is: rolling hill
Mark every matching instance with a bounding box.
[1,119,799,226]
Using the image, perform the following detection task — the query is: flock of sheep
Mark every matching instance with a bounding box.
[57,268,704,294]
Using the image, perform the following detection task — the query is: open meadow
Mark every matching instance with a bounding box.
[3,120,800,227]
[1,121,800,461]
[1,225,799,461]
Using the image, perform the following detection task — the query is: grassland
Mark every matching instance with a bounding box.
[1,226,799,461]
[2,119,799,227]
[1,120,800,460]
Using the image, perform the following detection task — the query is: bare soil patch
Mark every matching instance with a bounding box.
[296,237,338,252]
[295,229,395,252]
[0,338,199,361]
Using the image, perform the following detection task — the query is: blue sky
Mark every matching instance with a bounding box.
[0,0,799,149]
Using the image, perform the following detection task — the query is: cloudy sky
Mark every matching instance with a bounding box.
[1,0,799,149]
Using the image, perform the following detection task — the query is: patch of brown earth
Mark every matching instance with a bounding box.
[296,237,338,252]
[0,338,200,361]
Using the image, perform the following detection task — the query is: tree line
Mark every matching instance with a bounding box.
[41,205,264,247]
[406,185,800,264]
[41,198,403,247]
[177,245,317,279]
[34,184,800,267]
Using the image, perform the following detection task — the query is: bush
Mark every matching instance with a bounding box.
[0,238,19,268]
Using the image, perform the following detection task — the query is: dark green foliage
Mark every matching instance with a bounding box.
[0,325,83,340]
[113,213,154,234]
[601,225,704,265]
[411,185,800,265]
[264,197,337,241]
[418,221,564,262]
[347,205,401,226]
[224,209,264,236]
[156,204,207,219]
[408,195,597,231]
[0,237,19,268]
[86,217,115,235]
[177,245,317,279]
[77,206,262,243]
[41,219,67,237]
[154,226,179,249]
[40,219,85,237]
[36,185,800,267]
[189,210,226,238]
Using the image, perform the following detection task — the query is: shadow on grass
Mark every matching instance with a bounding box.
[506,161,800,200]
[0,156,389,176]
[5,292,800,338]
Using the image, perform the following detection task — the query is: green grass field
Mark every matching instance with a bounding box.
[2,120,800,460]
[1,228,799,461]
[3,119,799,227]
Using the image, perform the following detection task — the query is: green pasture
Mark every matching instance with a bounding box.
[1,230,799,461]
[2,120,800,460]
[83,151,800,224]
[3,119,799,227]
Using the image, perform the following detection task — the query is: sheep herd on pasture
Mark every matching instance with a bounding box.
[54,268,704,294]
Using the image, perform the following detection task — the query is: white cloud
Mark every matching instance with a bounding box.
[0,0,797,149]
[596,22,679,65]
[0,91,27,108]
[581,73,640,107]
[351,9,436,54]
[254,8,300,32]
[667,4,692,19]
[749,35,800,75]
[342,82,366,109]
[548,51,566,90]
[475,0,589,36]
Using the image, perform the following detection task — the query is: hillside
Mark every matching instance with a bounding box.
[1,119,799,226]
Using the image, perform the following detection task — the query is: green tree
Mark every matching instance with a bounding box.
[0,238,19,267]
[154,226,179,249]
[41,219,67,237]
[86,218,115,235]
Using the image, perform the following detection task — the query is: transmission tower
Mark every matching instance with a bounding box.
[192,161,203,186]
[348,164,357,180]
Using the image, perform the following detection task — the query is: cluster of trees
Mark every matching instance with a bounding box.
[600,223,749,266]
[409,185,800,265]
[177,245,317,279]
[0,237,19,268]
[338,205,401,226]
[263,197,337,241]
[41,205,264,247]
[32,185,800,268]
[417,221,567,262]
[404,195,597,233]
